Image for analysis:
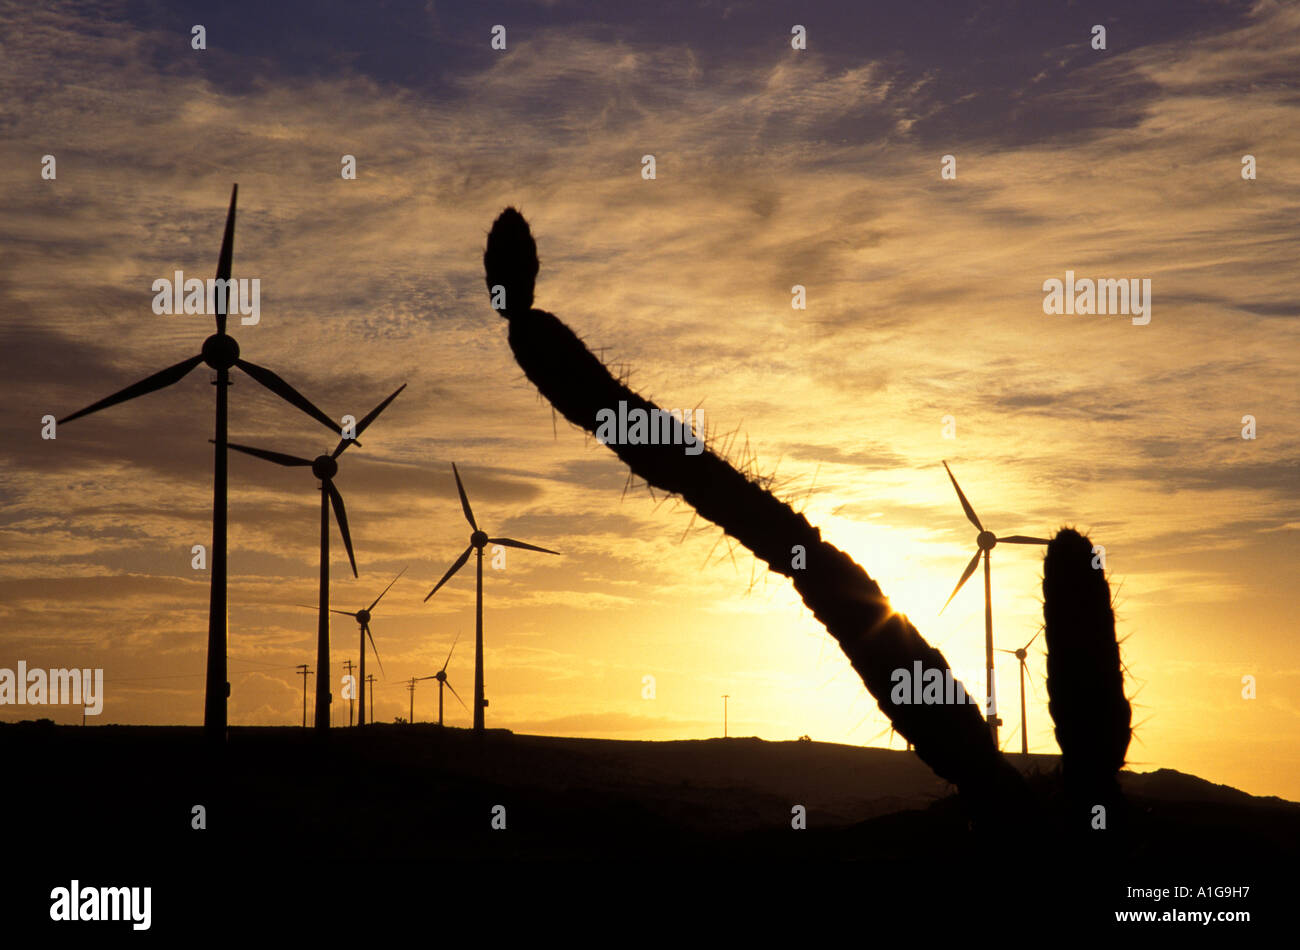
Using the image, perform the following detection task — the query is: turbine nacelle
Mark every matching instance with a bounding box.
[201,333,240,369]
[471,529,490,549]
[312,455,339,481]
[356,608,371,625]
[977,530,997,551]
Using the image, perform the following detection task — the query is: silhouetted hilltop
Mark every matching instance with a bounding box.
[1121,766,1281,805]
[5,722,1293,931]
[5,721,1293,834]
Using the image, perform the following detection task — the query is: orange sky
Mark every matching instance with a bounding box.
[1,0,1297,801]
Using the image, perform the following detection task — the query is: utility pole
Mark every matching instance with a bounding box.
[407,677,417,723]
[366,674,376,723]
[343,659,355,726]
[722,694,729,738]
[296,664,312,728]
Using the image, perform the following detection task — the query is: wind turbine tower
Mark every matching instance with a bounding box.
[425,464,559,733]
[229,385,405,730]
[417,633,466,727]
[998,630,1042,755]
[939,460,1050,748]
[58,186,343,743]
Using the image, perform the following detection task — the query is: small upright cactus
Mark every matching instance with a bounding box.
[1043,529,1131,829]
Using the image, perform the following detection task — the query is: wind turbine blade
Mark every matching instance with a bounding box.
[329,609,357,618]
[214,184,237,335]
[333,383,407,458]
[234,358,341,437]
[997,535,1051,545]
[439,634,460,670]
[364,623,385,677]
[1022,657,1037,692]
[440,631,460,673]
[942,461,983,532]
[367,566,408,613]
[424,546,472,601]
[939,549,982,614]
[995,648,1017,655]
[58,354,204,424]
[226,442,313,467]
[488,537,561,556]
[327,481,358,578]
[1024,628,1042,650]
[451,463,478,531]
[444,679,468,710]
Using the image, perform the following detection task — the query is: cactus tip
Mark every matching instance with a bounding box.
[485,207,539,316]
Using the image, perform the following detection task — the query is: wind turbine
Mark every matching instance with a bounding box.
[418,633,467,727]
[327,566,405,726]
[227,384,405,730]
[424,463,559,733]
[939,460,1050,748]
[997,630,1041,755]
[58,185,342,743]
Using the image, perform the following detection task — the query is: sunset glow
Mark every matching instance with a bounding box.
[3,0,1297,806]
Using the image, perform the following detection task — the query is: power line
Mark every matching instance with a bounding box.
[103,664,305,684]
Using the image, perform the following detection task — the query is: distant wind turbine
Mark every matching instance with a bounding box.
[997,629,1041,755]
[939,460,1050,749]
[328,567,405,726]
[227,384,406,729]
[58,185,343,743]
[418,633,467,727]
[424,463,559,733]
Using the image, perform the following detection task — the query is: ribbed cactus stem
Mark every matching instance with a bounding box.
[483,208,1031,822]
[1043,528,1131,822]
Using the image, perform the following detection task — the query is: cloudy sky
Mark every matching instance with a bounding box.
[1,0,1297,800]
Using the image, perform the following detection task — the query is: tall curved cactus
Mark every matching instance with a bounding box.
[482,208,1030,824]
[481,207,1130,832]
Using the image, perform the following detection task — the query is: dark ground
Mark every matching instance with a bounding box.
[4,721,1294,935]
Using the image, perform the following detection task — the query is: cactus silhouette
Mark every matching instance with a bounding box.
[1044,529,1132,834]
[482,208,1130,832]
